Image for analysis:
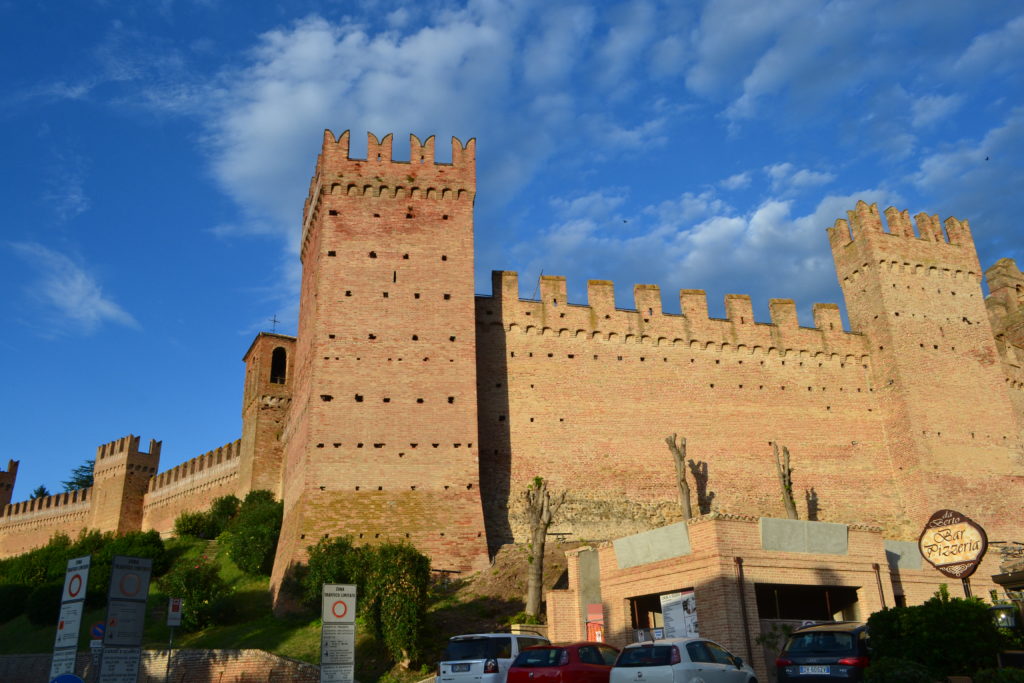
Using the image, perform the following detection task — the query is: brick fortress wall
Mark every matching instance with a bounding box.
[141,440,243,535]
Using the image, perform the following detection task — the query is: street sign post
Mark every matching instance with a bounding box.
[50,555,91,681]
[321,584,356,683]
[99,556,152,683]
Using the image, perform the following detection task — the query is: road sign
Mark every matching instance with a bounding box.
[90,621,106,639]
[167,597,183,627]
[322,584,356,624]
[50,555,91,681]
[100,556,152,683]
[321,584,357,683]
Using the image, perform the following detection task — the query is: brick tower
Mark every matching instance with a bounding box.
[829,202,1024,537]
[89,435,161,534]
[238,332,295,499]
[0,460,17,508]
[270,131,490,602]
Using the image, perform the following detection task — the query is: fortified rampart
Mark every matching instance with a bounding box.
[1,132,1021,625]
[141,440,242,534]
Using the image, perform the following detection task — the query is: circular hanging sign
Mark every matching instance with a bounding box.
[918,509,988,579]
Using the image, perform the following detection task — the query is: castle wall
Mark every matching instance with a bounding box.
[477,273,898,546]
[0,488,92,557]
[141,440,242,535]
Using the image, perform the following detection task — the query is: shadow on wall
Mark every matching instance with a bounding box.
[476,319,513,553]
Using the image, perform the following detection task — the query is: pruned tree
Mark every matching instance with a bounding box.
[665,434,693,519]
[524,476,566,618]
[773,442,799,519]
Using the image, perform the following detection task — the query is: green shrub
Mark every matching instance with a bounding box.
[0,584,30,623]
[223,490,282,575]
[174,510,216,539]
[302,537,359,609]
[209,495,241,534]
[864,657,933,683]
[25,581,64,626]
[156,555,229,631]
[360,543,431,664]
[867,589,1003,679]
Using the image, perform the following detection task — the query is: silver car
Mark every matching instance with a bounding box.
[438,632,551,683]
[610,637,758,683]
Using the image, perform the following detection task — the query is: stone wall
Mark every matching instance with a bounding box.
[0,649,319,683]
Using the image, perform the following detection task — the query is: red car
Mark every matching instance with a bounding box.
[508,642,620,683]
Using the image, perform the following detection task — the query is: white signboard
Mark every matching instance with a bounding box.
[167,598,183,627]
[50,555,91,680]
[97,648,142,683]
[660,591,698,638]
[100,556,152,683]
[321,584,357,683]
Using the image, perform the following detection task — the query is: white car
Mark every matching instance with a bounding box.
[438,632,551,683]
[610,637,758,683]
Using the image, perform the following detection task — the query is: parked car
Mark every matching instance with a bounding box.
[775,622,869,682]
[439,632,551,683]
[610,637,757,683]
[508,641,620,683]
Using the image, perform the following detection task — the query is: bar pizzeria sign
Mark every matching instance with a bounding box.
[918,509,988,578]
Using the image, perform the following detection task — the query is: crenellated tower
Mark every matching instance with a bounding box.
[270,131,489,604]
[238,332,295,499]
[89,435,161,534]
[829,202,1024,536]
[0,460,17,508]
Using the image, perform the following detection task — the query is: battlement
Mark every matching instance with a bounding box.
[95,434,162,461]
[0,486,90,520]
[827,202,982,281]
[478,271,868,360]
[147,440,241,494]
[301,130,476,261]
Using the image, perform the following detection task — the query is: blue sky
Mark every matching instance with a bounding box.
[2,0,1022,500]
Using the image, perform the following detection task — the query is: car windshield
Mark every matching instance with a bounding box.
[784,632,856,655]
[443,637,511,661]
[513,648,565,667]
[616,645,675,667]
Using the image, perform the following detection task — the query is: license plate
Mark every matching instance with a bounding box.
[799,665,830,675]
[452,664,470,672]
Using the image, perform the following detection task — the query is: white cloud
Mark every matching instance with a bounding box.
[952,14,1024,76]
[912,108,1024,259]
[719,172,751,190]
[10,242,138,335]
[595,1,656,91]
[522,5,595,86]
[911,94,964,129]
[514,185,902,317]
[764,163,835,193]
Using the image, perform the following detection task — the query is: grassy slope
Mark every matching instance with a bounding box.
[0,538,576,682]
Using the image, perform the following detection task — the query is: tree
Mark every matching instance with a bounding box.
[524,476,565,618]
[772,442,799,519]
[665,434,693,519]
[30,485,49,499]
[62,459,94,491]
